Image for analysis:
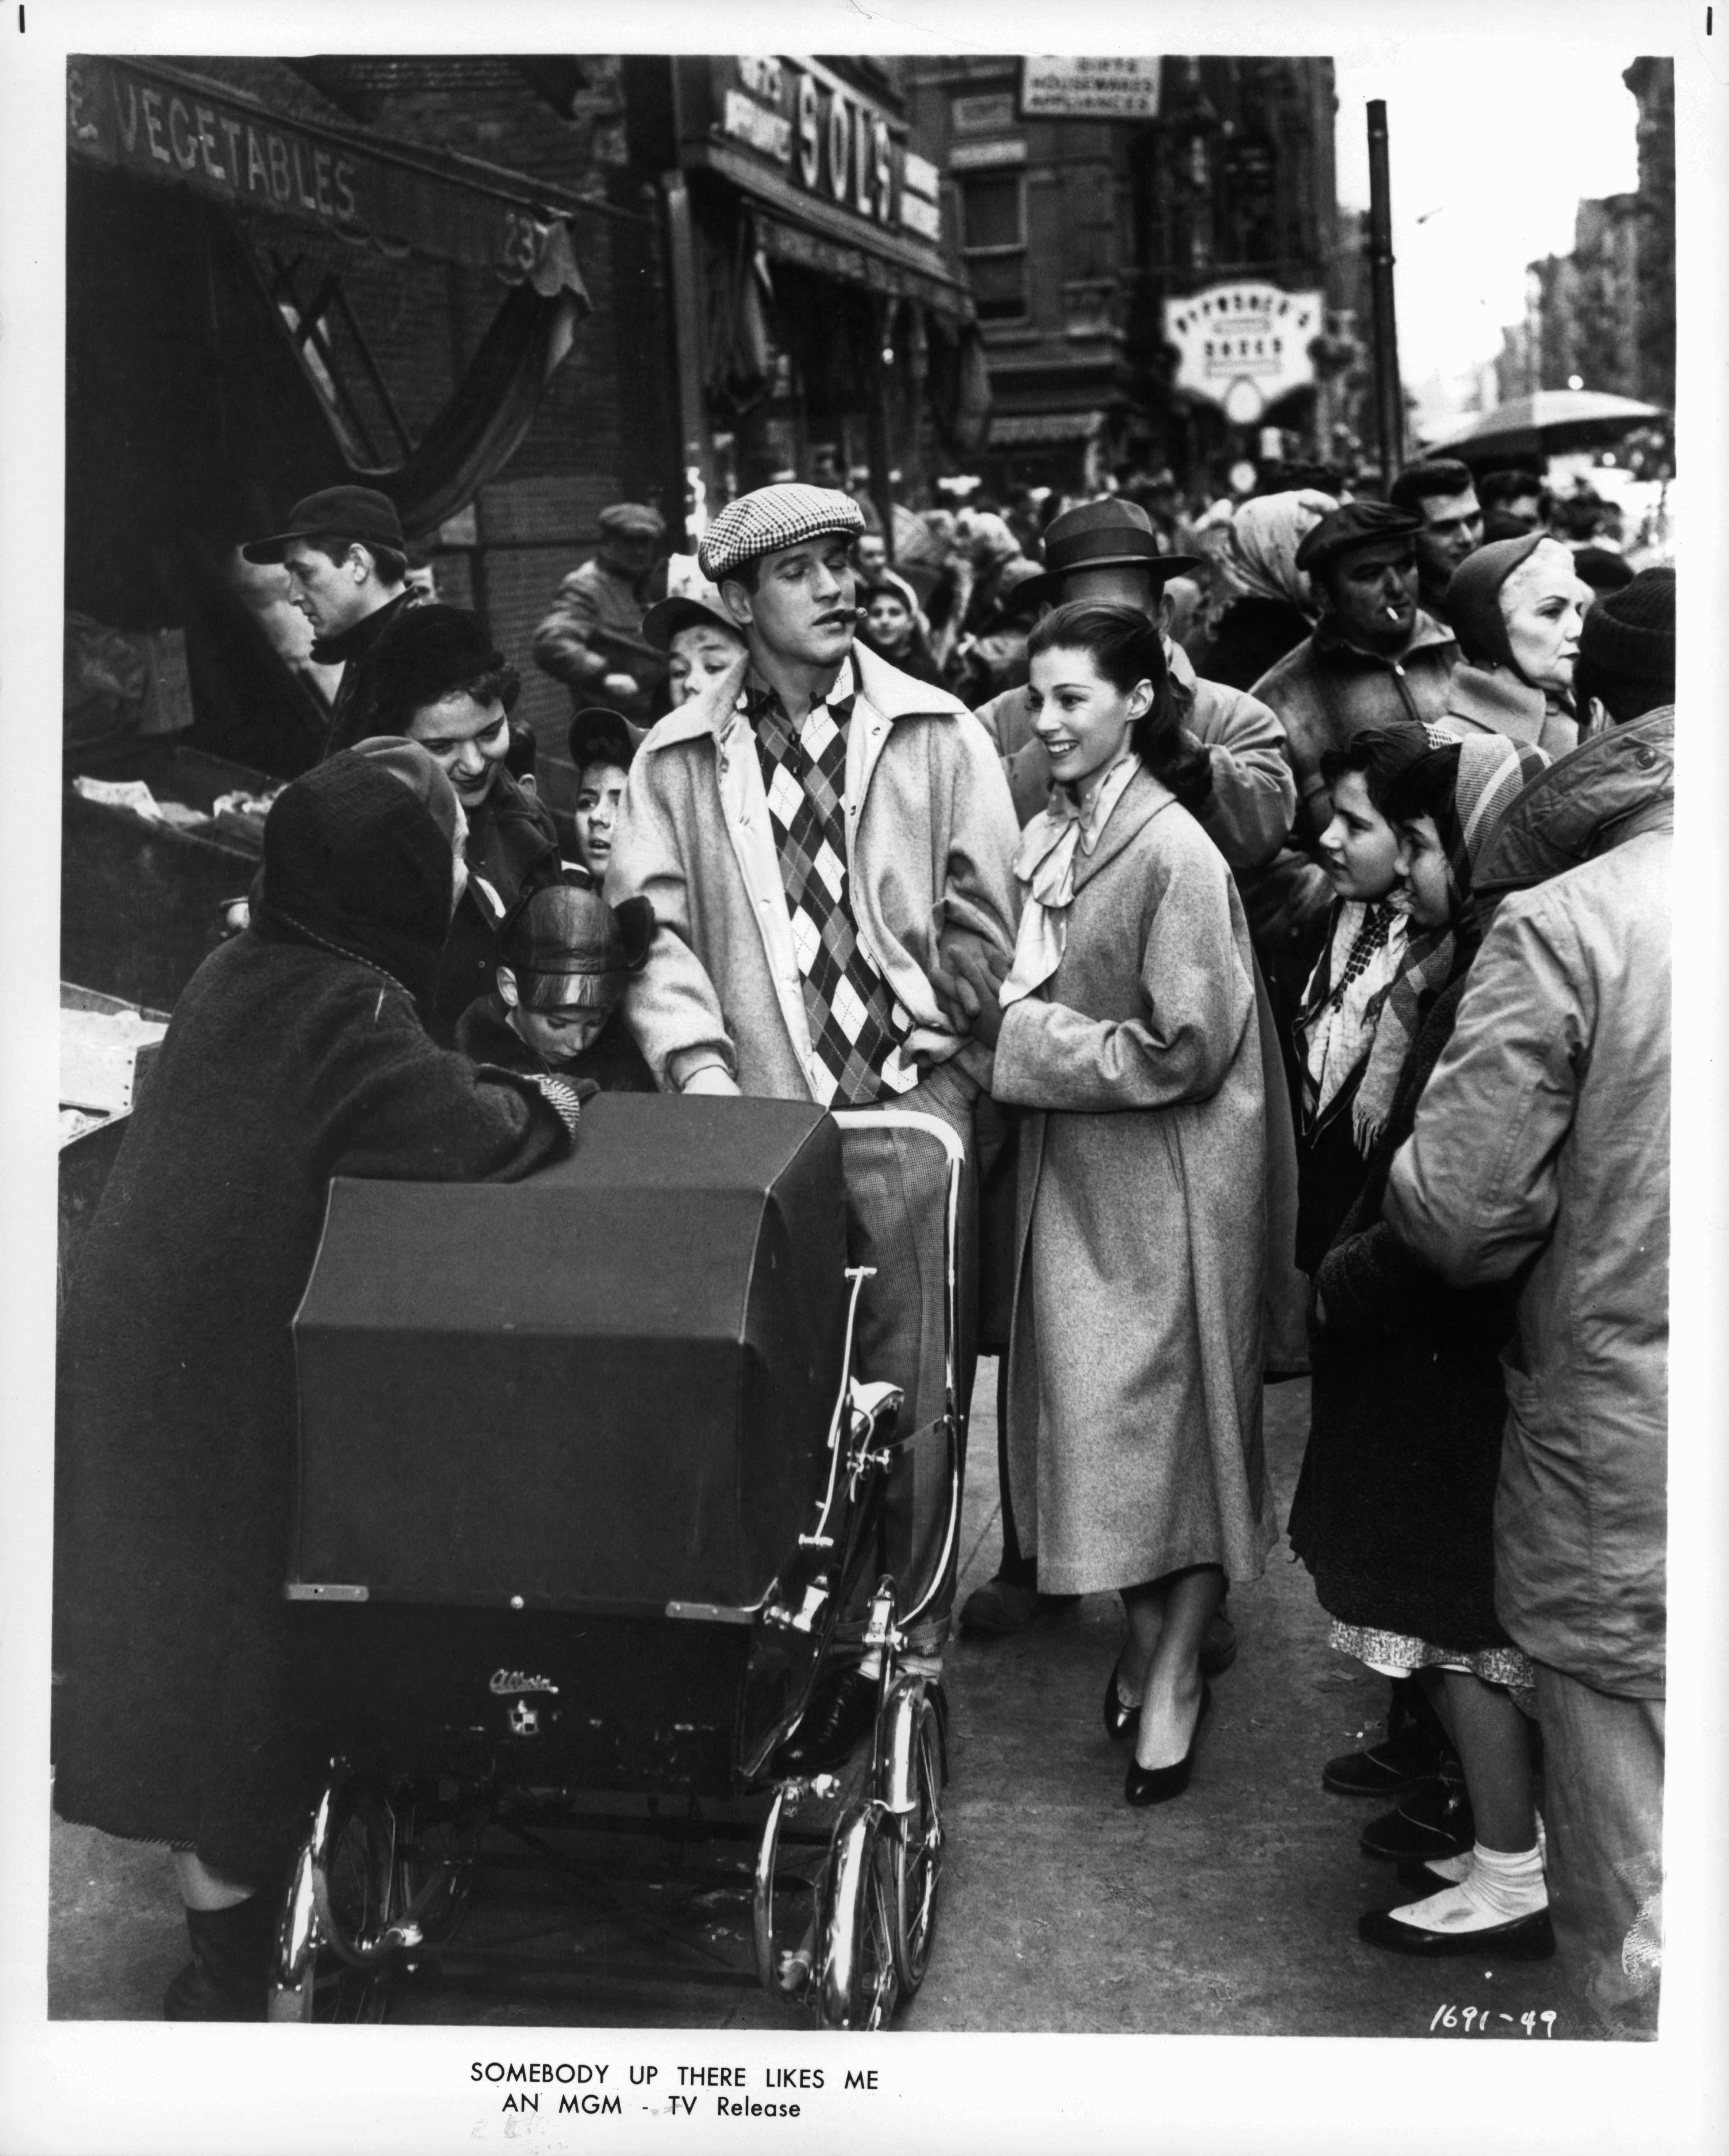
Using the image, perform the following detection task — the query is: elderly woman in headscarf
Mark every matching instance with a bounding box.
[1438,533,1588,760]
[1289,730,1555,1964]
[53,741,583,2022]
[1186,488,1339,690]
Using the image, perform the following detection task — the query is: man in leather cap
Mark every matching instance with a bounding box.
[1246,501,1461,1024]
[242,485,424,761]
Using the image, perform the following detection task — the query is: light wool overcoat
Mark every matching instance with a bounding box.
[994,767,1277,1594]
[606,643,1021,1097]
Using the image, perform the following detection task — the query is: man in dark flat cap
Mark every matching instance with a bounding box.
[242,484,424,760]
[1251,502,1459,844]
[1245,502,1461,995]
[533,502,668,722]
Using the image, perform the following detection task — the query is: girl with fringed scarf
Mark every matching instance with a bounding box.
[1290,722,1445,1277]
[1289,731,1555,1963]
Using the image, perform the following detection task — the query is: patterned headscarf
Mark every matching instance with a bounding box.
[1223,489,1339,610]
[1353,731,1550,1146]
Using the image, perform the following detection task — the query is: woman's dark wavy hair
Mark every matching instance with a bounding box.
[1025,602,1213,810]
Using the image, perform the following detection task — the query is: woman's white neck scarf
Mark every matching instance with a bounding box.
[1000,752,1141,1007]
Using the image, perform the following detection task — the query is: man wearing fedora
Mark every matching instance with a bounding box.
[242,485,424,761]
[971,498,1298,875]
[607,482,1020,1768]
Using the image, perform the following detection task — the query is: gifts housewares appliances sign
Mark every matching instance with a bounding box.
[1163,282,1324,424]
[1020,57,1162,120]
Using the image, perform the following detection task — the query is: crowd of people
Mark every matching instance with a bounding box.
[53,447,1672,2041]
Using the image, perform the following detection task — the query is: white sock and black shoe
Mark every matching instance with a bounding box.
[1360,1842,1555,1958]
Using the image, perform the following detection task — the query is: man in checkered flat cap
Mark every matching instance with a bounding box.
[606,484,1021,1764]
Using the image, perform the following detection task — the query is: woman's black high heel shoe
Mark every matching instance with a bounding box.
[1125,1682,1212,1806]
[1104,1659,1139,1741]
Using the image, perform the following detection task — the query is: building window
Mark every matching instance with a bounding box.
[958,172,1027,322]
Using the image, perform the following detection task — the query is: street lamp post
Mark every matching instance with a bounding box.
[1365,100,1405,482]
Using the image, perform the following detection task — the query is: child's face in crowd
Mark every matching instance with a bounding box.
[866,593,914,651]
[1319,769,1402,901]
[512,1005,610,1066]
[667,624,745,705]
[497,968,611,1067]
[571,761,629,880]
[1393,812,1456,930]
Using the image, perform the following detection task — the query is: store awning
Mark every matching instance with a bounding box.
[752,210,972,321]
[65,54,589,301]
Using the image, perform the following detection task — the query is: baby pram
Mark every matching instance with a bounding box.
[269,1094,964,2029]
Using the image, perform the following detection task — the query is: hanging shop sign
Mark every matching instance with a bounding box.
[65,55,586,293]
[1163,281,1324,424]
[683,57,949,261]
[1020,57,1162,120]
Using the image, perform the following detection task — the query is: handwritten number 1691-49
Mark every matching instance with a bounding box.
[1431,2004,1556,2034]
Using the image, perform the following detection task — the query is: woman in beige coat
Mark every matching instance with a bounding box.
[941,604,1274,1806]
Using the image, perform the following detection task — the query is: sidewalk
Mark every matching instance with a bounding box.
[48,1366,1586,2037]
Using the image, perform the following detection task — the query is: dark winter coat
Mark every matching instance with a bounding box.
[1187,593,1313,693]
[314,587,422,760]
[1287,972,1518,1647]
[53,763,571,1883]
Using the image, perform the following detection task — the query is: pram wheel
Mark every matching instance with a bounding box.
[270,1775,396,2022]
[268,1766,489,2022]
[881,1679,946,1994]
[391,1776,488,1960]
[818,1802,900,2030]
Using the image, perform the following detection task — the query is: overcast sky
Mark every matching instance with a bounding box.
[1331,46,1643,384]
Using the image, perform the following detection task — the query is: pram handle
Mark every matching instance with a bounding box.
[830,1109,967,1639]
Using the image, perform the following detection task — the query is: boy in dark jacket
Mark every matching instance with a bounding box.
[457,881,658,1093]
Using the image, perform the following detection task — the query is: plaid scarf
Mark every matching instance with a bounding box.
[744,672,910,1107]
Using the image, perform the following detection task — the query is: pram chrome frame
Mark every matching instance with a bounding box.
[268,1105,966,2031]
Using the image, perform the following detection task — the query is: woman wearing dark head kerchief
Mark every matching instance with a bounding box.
[1440,534,1589,760]
[1289,730,1555,1964]
[53,742,582,2023]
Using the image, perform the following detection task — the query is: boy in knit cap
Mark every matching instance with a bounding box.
[456,881,657,1094]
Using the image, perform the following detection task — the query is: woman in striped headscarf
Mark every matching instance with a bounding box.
[1288,729,1554,1963]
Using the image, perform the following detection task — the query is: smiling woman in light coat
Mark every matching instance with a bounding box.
[942,603,1274,1809]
